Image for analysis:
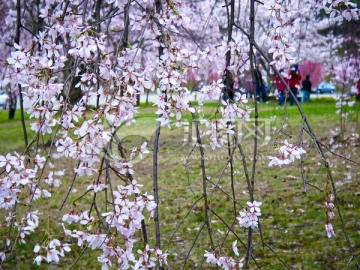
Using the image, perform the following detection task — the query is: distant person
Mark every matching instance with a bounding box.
[254,64,268,103]
[272,69,288,106]
[288,66,302,106]
[244,75,253,99]
[301,75,312,103]
[355,79,360,102]
[294,64,300,73]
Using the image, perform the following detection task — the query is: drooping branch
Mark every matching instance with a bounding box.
[60,161,81,210]
[224,0,235,100]
[95,0,102,109]
[15,0,28,149]
[245,0,257,267]
[153,0,165,265]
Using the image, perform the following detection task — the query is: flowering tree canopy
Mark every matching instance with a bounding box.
[0,0,359,269]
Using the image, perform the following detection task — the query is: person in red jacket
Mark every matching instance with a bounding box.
[355,79,360,102]
[272,69,288,106]
[288,65,302,106]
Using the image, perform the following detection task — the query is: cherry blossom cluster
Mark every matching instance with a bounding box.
[0,210,40,262]
[261,1,300,68]
[199,36,250,76]
[150,40,203,126]
[227,37,251,74]
[220,95,252,121]
[308,0,359,21]
[335,95,356,119]
[324,193,336,238]
[0,152,52,209]
[197,79,224,104]
[61,180,165,269]
[33,239,71,265]
[237,201,262,229]
[201,119,234,150]
[260,0,358,69]
[196,33,250,83]
[6,43,64,135]
[325,222,336,238]
[334,58,358,86]
[198,87,252,150]
[268,140,306,167]
[325,193,335,220]
[0,151,65,258]
[2,0,184,266]
[17,211,41,244]
[204,241,244,269]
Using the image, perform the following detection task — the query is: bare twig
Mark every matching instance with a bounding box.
[234,134,251,193]
[299,119,307,192]
[316,140,360,166]
[183,142,199,196]
[227,132,237,215]
[208,140,238,202]
[306,182,323,192]
[182,222,206,270]
[60,161,81,210]
[191,111,215,250]
[207,177,242,205]
[167,195,203,246]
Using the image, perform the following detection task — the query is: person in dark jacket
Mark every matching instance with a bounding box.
[301,75,312,103]
[288,66,302,106]
[254,64,268,103]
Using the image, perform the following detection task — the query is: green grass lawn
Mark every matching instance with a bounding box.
[0,98,359,269]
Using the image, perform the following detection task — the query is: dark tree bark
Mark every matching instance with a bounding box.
[14,0,28,148]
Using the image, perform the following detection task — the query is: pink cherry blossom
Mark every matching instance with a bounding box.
[325,222,336,238]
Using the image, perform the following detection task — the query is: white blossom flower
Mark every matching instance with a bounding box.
[33,255,45,265]
[232,241,239,256]
[325,222,336,238]
[46,248,60,263]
